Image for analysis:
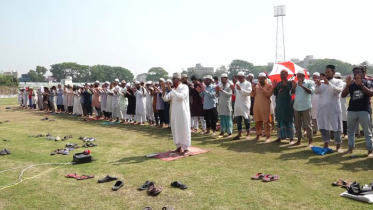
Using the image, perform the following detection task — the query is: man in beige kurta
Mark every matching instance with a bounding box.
[252,72,273,142]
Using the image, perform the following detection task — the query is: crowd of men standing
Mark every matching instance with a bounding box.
[18,65,373,157]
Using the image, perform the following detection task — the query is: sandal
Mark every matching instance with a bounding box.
[251,173,265,180]
[147,183,156,195]
[162,207,174,210]
[171,181,187,190]
[76,175,95,180]
[138,181,153,191]
[65,173,79,178]
[262,175,279,182]
[332,179,345,187]
[152,187,163,196]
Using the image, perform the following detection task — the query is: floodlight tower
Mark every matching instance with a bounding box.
[274,5,286,63]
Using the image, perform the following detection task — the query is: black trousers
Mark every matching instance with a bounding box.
[154,112,159,125]
[343,121,347,135]
[85,104,92,116]
[158,110,165,124]
[95,106,102,117]
[204,107,218,131]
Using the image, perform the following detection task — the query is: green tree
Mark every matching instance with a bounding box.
[146,67,168,81]
[251,65,273,77]
[50,62,90,82]
[0,75,19,87]
[90,65,134,82]
[213,65,228,77]
[306,59,353,76]
[27,66,48,82]
[228,59,254,78]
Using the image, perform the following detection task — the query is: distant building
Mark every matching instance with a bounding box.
[290,55,314,68]
[1,71,18,78]
[136,73,148,82]
[187,63,214,75]
[267,62,274,66]
[60,76,73,85]
[45,76,56,82]
[18,74,32,82]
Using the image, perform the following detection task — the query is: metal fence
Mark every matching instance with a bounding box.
[0,86,18,98]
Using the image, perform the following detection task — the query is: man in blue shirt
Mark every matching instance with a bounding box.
[197,75,218,136]
[291,70,315,146]
[342,66,373,158]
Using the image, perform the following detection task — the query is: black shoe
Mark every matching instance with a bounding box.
[112,180,124,191]
[138,181,154,190]
[98,175,118,183]
[171,181,187,190]
[4,149,11,154]
[0,150,7,155]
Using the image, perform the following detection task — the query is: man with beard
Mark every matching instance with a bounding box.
[252,72,273,142]
[272,70,294,143]
[145,81,154,125]
[342,66,373,157]
[162,72,191,155]
[189,76,206,133]
[247,73,255,121]
[155,78,166,128]
[291,70,315,146]
[125,82,136,124]
[216,74,233,137]
[196,75,218,136]
[315,65,344,152]
[134,81,147,125]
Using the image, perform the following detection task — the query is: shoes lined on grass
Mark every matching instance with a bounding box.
[98,175,118,183]
[138,181,154,190]
[171,181,187,190]
[262,174,279,182]
[112,180,124,191]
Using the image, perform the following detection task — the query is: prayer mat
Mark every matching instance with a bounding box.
[85,118,101,121]
[101,122,120,125]
[341,191,373,203]
[151,146,209,161]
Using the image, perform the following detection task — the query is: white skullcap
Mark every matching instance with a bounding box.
[205,75,213,80]
[248,73,254,77]
[166,79,172,83]
[125,83,131,88]
[95,80,99,83]
[173,72,181,79]
[149,87,154,90]
[146,81,152,85]
[313,72,320,77]
[114,78,119,82]
[258,72,266,77]
[135,81,140,85]
[159,78,165,82]
[296,70,305,75]
[203,77,206,80]
[237,72,245,76]
[221,73,228,78]
[181,74,188,78]
[105,81,110,85]
[154,82,159,85]
[334,72,342,78]
[121,80,126,83]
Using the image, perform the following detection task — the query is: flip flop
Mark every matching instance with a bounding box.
[332,179,345,187]
[65,173,79,178]
[162,207,174,210]
[112,180,124,191]
[262,175,279,182]
[138,181,153,190]
[76,175,95,180]
[152,187,163,196]
[251,173,265,180]
[171,181,187,190]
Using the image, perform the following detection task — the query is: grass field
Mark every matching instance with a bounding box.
[0,97,373,210]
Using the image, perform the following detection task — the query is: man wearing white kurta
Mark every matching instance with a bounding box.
[145,81,154,124]
[162,72,191,154]
[315,65,344,152]
[335,72,348,139]
[22,87,28,108]
[119,81,128,123]
[112,85,122,122]
[311,72,320,134]
[232,72,252,140]
[134,81,147,125]
[100,81,109,119]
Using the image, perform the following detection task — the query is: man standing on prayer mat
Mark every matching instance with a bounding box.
[162,72,191,155]
[315,65,344,152]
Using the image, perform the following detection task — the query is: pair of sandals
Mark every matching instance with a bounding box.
[332,179,352,188]
[251,173,279,182]
[0,149,11,155]
[65,143,79,148]
[65,173,95,180]
[139,181,163,196]
[346,181,373,195]
[51,148,69,155]
[82,143,97,148]
[143,207,174,210]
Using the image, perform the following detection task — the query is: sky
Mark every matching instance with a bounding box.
[0,0,372,77]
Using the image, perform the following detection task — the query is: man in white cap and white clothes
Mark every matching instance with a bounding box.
[99,81,110,119]
[334,72,348,139]
[145,81,154,125]
[119,81,128,123]
[22,87,28,108]
[196,75,218,136]
[231,72,252,140]
[112,84,122,122]
[252,72,273,142]
[311,72,320,134]
[134,81,147,125]
[315,65,344,152]
[18,88,23,106]
[291,69,315,146]
[155,78,166,128]
[162,72,191,155]
[216,73,233,137]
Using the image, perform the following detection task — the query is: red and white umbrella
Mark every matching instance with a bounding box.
[268,61,309,83]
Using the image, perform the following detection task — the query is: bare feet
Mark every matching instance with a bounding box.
[264,138,271,143]
[337,149,344,153]
[368,153,373,158]
[346,149,353,154]
[245,136,250,140]
[307,144,313,148]
[274,138,281,143]
[254,135,260,141]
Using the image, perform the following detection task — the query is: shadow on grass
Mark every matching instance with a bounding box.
[111,155,151,165]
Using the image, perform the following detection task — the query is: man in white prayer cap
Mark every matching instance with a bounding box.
[315,65,344,152]
[216,73,233,137]
[311,72,320,134]
[252,72,273,142]
[162,72,191,154]
[334,72,348,138]
[145,81,154,125]
[155,78,166,128]
[134,81,147,125]
[291,69,315,146]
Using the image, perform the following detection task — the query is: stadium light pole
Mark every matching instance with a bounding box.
[274,5,286,63]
